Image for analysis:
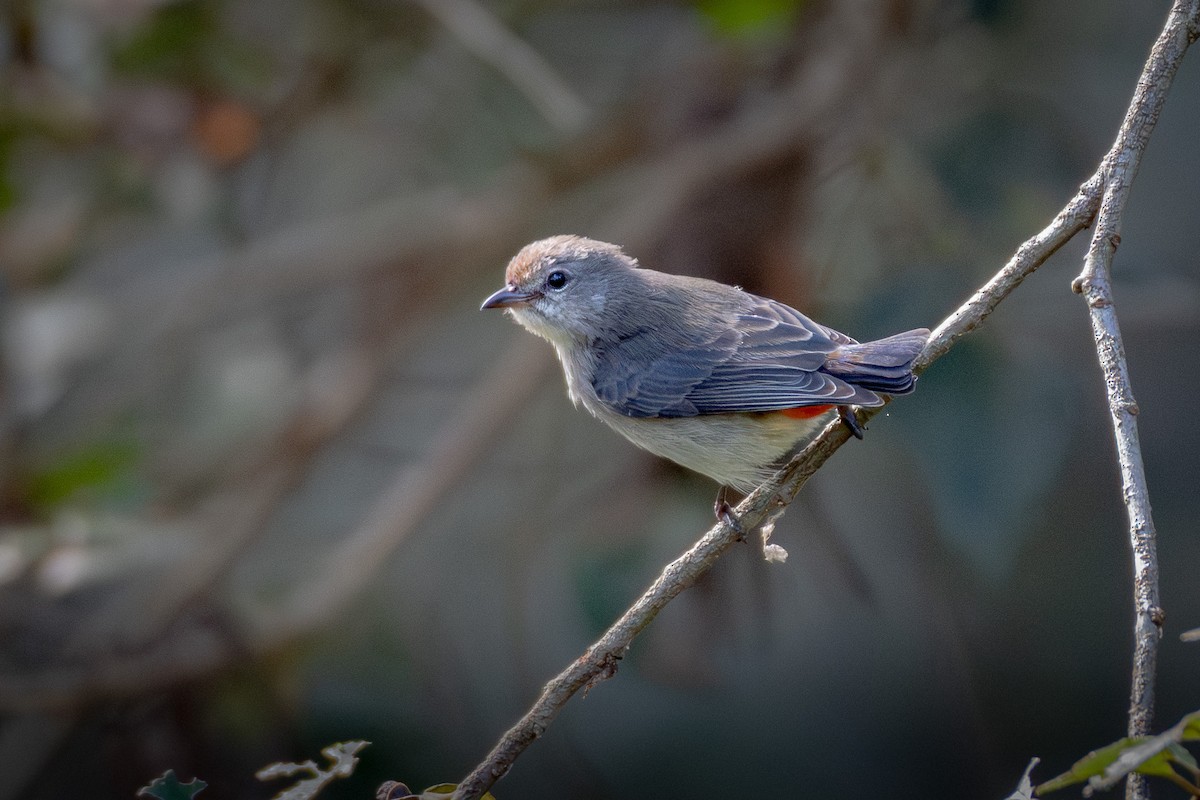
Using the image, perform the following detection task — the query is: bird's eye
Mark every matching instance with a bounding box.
[546,270,569,290]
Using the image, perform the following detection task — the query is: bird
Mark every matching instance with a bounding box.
[482,235,928,509]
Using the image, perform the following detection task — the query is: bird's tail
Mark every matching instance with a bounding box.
[823,328,930,395]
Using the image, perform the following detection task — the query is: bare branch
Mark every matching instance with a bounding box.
[451,3,1200,797]
[1068,2,1200,797]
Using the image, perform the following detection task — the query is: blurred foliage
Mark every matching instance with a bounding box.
[111,0,271,93]
[574,536,654,634]
[0,126,17,212]
[696,0,807,37]
[21,437,140,513]
[904,338,1074,576]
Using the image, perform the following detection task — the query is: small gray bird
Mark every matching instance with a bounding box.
[482,235,929,496]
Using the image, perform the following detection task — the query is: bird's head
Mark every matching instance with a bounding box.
[481,235,638,346]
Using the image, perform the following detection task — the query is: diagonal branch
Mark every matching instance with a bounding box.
[450,116,1108,800]
[448,183,1088,797]
[447,4,1200,798]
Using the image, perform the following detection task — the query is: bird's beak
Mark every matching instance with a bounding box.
[481,285,539,310]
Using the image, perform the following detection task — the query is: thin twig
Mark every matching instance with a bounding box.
[1069,3,1200,798]
[451,2,1200,796]
[411,0,589,132]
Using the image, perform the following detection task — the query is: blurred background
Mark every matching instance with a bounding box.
[1,0,1199,797]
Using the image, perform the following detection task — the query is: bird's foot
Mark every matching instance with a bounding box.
[713,485,746,539]
[838,405,866,439]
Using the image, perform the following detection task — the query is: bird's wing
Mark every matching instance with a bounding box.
[591,297,880,418]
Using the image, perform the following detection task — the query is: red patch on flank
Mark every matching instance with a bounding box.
[779,405,834,419]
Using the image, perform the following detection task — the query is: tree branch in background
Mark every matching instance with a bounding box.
[257,338,553,644]
[1069,3,1200,798]
[450,1,1200,797]
[0,338,550,711]
[410,0,589,133]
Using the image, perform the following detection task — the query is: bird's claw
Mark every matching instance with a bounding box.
[838,405,866,439]
[713,485,746,539]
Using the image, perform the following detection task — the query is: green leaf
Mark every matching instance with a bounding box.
[1092,736,1191,790]
[1130,747,1185,779]
[419,786,495,800]
[376,783,496,800]
[1039,709,1200,795]
[1167,742,1199,773]
[1037,738,1139,792]
[1180,710,1200,741]
[137,770,207,800]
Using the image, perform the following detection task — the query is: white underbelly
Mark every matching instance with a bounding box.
[592,407,831,492]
